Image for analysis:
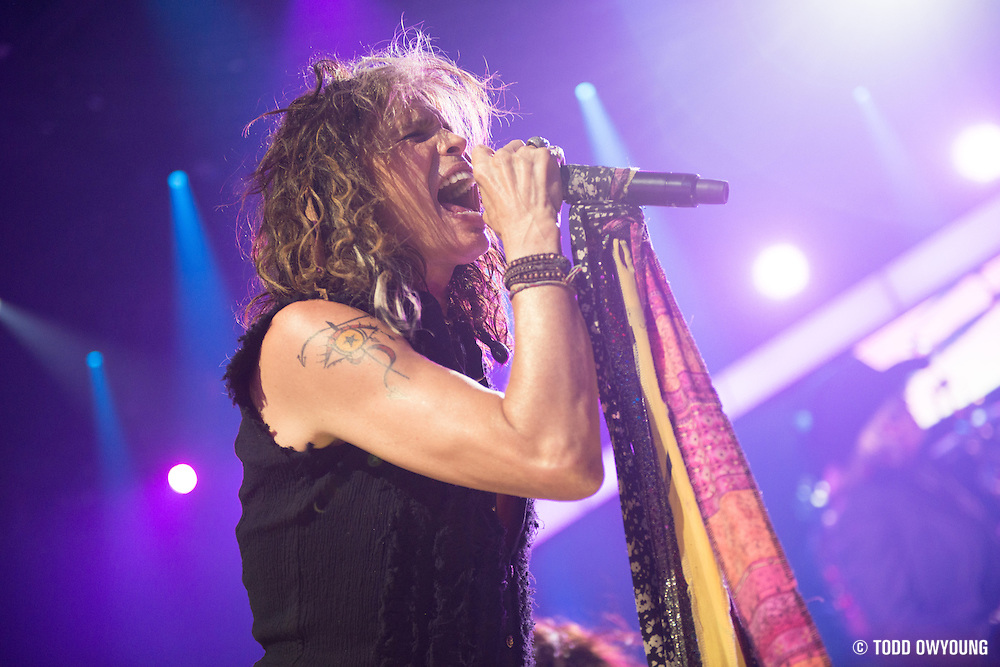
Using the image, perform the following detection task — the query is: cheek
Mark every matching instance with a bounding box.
[375,191,447,260]
[382,188,441,241]
[383,157,436,210]
[375,167,429,226]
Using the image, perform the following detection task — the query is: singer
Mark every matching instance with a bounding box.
[224,30,603,666]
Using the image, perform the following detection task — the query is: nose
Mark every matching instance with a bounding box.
[439,129,467,156]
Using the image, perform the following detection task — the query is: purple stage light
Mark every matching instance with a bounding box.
[809,480,831,508]
[952,123,1000,183]
[752,243,810,300]
[168,463,198,494]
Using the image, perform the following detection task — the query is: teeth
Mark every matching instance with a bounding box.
[438,171,476,207]
[442,171,472,186]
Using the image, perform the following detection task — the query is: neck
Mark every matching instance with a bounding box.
[423,265,454,312]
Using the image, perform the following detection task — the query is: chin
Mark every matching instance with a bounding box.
[442,208,489,248]
[460,233,492,265]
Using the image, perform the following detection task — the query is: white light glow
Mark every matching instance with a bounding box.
[168,463,198,494]
[810,480,831,508]
[575,82,597,102]
[854,254,1000,371]
[904,304,1000,428]
[953,123,1000,183]
[853,252,1000,429]
[752,243,810,300]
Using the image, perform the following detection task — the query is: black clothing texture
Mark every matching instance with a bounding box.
[224,294,535,666]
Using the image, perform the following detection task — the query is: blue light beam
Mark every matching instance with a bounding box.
[87,350,132,490]
[169,170,237,446]
[571,82,705,330]
[169,170,232,371]
[575,82,632,168]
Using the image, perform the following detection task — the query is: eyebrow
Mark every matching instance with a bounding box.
[397,108,450,136]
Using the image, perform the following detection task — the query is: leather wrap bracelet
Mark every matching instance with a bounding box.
[503,252,581,297]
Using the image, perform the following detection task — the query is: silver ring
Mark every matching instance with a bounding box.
[525,136,550,148]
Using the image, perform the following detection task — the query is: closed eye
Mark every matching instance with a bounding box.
[401,130,433,143]
[398,112,448,144]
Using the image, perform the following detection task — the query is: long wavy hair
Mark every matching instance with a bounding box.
[241,31,510,359]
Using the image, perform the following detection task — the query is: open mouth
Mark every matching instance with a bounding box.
[437,171,480,213]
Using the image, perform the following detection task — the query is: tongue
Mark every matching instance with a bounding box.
[441,202,473,213]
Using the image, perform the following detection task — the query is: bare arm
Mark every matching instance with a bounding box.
[255,140,602,500]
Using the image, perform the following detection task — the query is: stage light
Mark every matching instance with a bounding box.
[573,81,630,167]
[169,169,232,372]
[796,479,813,504]
[793,409,813,433]
[168,463,198,494]
[809,480,830,508]
[87,350,104,369]
[168,170,189,189]
[752,243,810,300]
[574,82,597,102]
[1,299,91,401]
[853,84,938,229]
[952,123,1000,183]
[87,349,130,489]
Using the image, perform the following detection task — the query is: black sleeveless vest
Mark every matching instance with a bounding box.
[224,294,535,666]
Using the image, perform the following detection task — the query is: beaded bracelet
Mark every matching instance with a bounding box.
[506,251,567,269]
[504,252,582,297]
[503,252,571,291]
[508,279,576,298]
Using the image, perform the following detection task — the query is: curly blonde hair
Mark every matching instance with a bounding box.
[242,30,510,358]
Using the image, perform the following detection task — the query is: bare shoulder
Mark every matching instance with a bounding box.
[265,299,412,381]
[256,299,417,450]
[267,298,381,344]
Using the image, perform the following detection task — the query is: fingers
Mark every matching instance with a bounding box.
[470,144,491,158]
[476,139,556,170]
[471,137,564,218]
[473,138,561,166]
[524,136,565,165]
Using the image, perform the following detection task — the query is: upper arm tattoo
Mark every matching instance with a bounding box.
[298,316,409,387]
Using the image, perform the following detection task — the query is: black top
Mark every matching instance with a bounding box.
[224,294,535,666]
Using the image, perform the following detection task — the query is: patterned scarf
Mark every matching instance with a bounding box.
[566,168,830,667]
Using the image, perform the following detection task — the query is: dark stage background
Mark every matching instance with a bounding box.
[3,1,1000,664]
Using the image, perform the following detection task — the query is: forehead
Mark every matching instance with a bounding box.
[383,98,446,132]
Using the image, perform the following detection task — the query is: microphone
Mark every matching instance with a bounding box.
[560,164,729,207]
